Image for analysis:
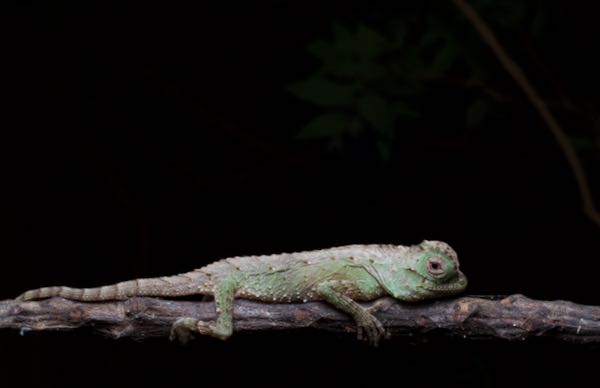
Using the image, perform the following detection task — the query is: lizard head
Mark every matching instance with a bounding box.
[405,240,467,299]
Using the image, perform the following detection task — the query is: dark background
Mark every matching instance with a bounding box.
[2,1,598,387]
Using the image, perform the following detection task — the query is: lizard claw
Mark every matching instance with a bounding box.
[170,317,198,344]
[356,315,386,346]
[170,317,220,343]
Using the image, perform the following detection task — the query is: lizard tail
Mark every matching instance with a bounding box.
[16,271,210,301]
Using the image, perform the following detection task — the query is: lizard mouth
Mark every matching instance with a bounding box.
[422,273,468,293]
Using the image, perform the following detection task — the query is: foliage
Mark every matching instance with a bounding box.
[287,1,558,159]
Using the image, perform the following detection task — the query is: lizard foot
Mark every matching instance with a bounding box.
[356,315,386,347]
[170,317,198,344]
[170,317,228,343]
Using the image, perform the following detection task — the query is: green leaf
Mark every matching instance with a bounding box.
[466,99,489,128]
[471,0,526,29]
[347,118,363,137]
[296,113,350,139]
[392,100,420,118]
[287,76,355,107]
[419,30,440,48]
[307,40,333,63]
[531,0,545,39]
[569,136,597,150]
[332,22,355,55]
[355,24,387,58]
[391,20,409,46]
[357,93,394,136]
[377,140,394,161]
[466,58,490,84]
[430,41,459,73]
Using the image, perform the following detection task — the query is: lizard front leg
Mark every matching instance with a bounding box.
[170,277,238,343]
[316,280,386,346]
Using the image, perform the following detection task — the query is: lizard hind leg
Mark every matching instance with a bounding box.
[170,277,239,343]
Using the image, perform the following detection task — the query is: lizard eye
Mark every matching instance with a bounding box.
[426,257,445,276]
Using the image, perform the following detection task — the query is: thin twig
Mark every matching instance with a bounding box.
[1,295,599,343]
[453,0,600,226]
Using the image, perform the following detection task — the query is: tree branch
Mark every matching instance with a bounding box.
[453,0,600,227]
[1,295,599,343]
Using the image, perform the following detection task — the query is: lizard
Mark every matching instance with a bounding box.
[16,240,467,345]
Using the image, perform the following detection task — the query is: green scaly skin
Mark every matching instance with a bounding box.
[16,240,467,345]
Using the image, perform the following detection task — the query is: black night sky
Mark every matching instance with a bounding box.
[2,2,598,387]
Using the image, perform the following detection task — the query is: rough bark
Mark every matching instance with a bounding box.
[1,295,599,343]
